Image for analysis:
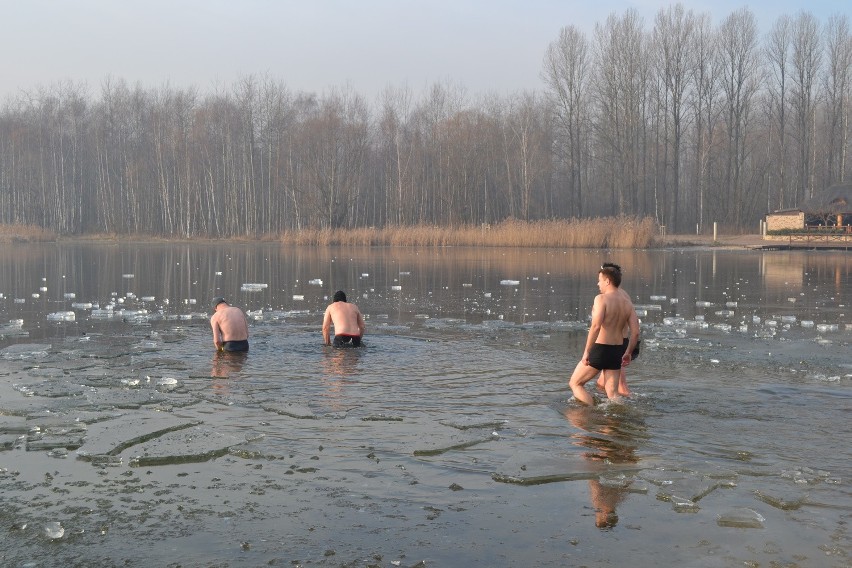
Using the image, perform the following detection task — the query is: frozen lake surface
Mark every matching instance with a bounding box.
[1,243,850,566]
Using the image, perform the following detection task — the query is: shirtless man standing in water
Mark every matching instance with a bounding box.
[322,290,366,347]
[569,265,640,405]
[596,263,639,397]
[210,297,250,352]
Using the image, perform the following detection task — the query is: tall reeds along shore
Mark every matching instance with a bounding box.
[0,224,57,243]
[280,216,658,248]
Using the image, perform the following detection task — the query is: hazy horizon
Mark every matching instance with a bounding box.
[2,0,846,102]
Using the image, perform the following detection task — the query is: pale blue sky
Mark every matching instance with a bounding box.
[1,0,848,102]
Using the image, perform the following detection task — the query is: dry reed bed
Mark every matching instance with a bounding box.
[280,217,658,248]
[0,224,57,243]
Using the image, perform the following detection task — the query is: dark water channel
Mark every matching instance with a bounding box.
[1,243,850,567]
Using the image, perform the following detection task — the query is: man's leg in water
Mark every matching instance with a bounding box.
[569,360,600,406]
[598,368,631,396]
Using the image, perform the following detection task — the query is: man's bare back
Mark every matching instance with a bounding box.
[210,298,249,352]
[322,290,365,347]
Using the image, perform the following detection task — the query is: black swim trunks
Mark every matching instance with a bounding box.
[222,340,249,352]
[622,338,640,360]
[333,334,361,348]
[588,343,623,370]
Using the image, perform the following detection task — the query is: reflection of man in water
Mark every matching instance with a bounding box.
[211,350,247,378]
[322,291,365,347]
[596,263,639,397]
[210,297,250,352]
[564,406,639,529]
[569,265,639,405]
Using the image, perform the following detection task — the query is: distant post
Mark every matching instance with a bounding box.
[713,222,718,242]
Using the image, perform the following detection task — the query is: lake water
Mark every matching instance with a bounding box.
[1,243,850,567]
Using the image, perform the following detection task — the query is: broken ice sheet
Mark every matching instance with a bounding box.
[716,507,765,528]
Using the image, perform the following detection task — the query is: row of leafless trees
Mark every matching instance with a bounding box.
[0,5,850,237]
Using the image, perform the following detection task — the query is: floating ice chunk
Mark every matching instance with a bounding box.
[816,323,838,332]
[43,521,64,539]
[766,320,777,327]
[292,295,304,301]
[39,286,47,292]
[695,315,705,321]
[781,315,797,323]
[47,311,75,322]
[663,317,687,326]
[500,280,520,286]
[361,273,369,277]
[695,301,714,307]
[710,359,720,364]
[141,296,155,302]
[726,301,738,307]
[800,320,814,328]
[14,298,25,303]
[215,271,223,275]
[484,292,492,298]
[31,293,40,299]
[787,297,796,303]
[69,302,91,309]
[63,292,76,299]
[308,278,323,286]
[739,325,748,333]
[715,310,735,317]
[670,298,678,304]
[713,324,732,332]
[90,309,112,319]
[635,309,647,317]
[650,295,667,301]
[391,285,402,291]
[752,315,761,324]
[671,495,699,513]
[241,283,268,292]
[462,283,472,287]
[716,508,765,528]
[122,274,135,279]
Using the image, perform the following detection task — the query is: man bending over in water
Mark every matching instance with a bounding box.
[210,297,250,352]
[569,265,640,405]
[322,290,366,347]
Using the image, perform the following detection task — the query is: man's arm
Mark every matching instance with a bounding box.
[622,307,640,367]
[322,307,332,345]
[211,317,222,350]
[357,308,365,337]
[582,295,605,365]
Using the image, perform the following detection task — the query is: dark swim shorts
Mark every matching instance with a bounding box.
[588,343,623,370]
[622,338,640,360]
[333,334,362,348]
[222,340,249,352]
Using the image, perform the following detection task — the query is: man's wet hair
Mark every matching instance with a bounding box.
[599,263,623,287]
[333,290,347,303]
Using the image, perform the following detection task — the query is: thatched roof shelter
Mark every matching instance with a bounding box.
[798,183,852,215]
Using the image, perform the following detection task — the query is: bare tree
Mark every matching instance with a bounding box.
[822,14,852,185]
[790,11,823,201]
[541,25,591,217]
[716,8,762,227]
[652,3,696,232]
[766,15,793,209]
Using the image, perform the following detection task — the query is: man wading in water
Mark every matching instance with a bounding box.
[322,290,366,347]
[569,265,639,405]
[210,297,250,352]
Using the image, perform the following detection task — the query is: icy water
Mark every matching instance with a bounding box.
[0,243,850,567]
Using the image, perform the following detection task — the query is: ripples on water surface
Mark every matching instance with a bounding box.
[0,244,850,566]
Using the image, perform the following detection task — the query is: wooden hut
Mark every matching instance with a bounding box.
[766,183,852,232]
